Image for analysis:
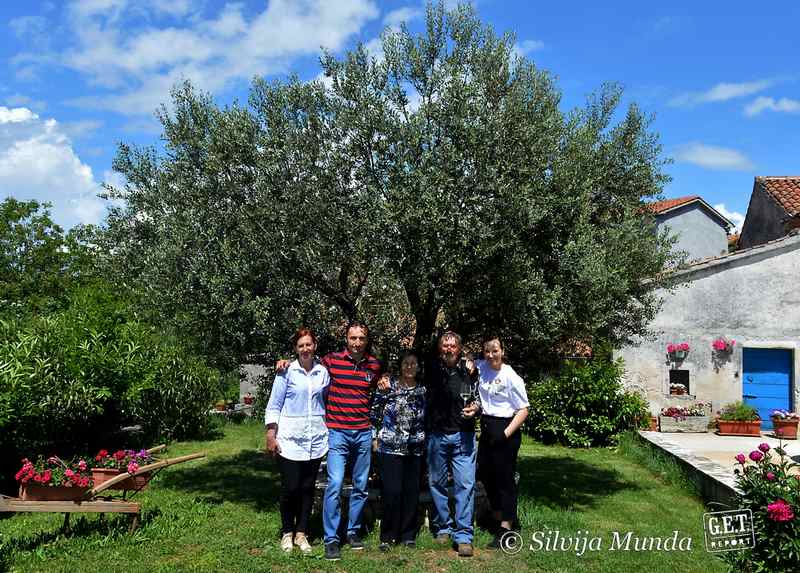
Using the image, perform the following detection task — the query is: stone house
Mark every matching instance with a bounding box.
[649,195,733,262]
[738,176,800,250]
[617,232,800,429]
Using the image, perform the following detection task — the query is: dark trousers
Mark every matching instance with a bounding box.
[278,455,323,535]
[379,452,422,543]
[477,415,522,524]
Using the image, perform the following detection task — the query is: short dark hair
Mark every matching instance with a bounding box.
[346,320,370,338]
[481,334,503,350]
[397,350,420,371]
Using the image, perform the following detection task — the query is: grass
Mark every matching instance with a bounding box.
[0,423,728,573]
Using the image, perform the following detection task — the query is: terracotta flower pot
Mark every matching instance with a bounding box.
[772,418,799,439]
[649,416,659,432]
[19,484,91,501]
[717,420,761,436]
[91,468,151,490]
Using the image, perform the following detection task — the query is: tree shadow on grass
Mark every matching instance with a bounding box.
[157,449,281,512]
[0,509,160,557]
[516,455,638,511]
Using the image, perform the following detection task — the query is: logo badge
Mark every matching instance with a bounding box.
[703,509,755,552]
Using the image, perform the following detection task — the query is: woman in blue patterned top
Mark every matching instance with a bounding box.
[370,351,426,551]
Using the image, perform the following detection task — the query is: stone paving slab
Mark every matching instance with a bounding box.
[648,430,800,470]
[638,430,800,507]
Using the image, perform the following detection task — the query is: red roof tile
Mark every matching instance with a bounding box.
[647,195,700,214]
[757,176,800,216]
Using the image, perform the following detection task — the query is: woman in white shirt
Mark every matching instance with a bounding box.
[265,328,330,554]
[475,335,529,549]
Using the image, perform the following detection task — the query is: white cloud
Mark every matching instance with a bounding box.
[383,7,422,28]
[673,143,755,171]
[514,39,545,58]
[15,0,380,118]
[0,106,38,123]
[744,96,800,117]
[669,80,773,107]
[4,94,46,111]
[60,119,104,139]
[0,107,106,226]
[713,203,745,233]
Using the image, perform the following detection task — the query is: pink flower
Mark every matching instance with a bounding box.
[749,451,764,462]
[766,472,776,481]
[667,344,676,354]
[78,460,87,471]
[127,462,139,475]
[735,453,747,464]
[758,443,771,453]
[767,499,795,522]
[65,469,75,478]
[679,342,690,351]
[713,339,725,351]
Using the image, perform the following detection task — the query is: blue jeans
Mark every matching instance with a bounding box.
[427,431,476,544]
[323,428,372,544]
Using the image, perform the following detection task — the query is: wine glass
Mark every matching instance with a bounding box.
[459,380,473,409]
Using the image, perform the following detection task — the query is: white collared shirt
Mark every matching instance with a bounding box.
[476,360,529,418]
[265,359,330,461]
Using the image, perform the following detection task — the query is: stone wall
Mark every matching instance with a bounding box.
[618,234,800,415]
[738,184,787,249]
[657,203,729,262]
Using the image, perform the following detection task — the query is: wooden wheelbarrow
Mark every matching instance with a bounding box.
[0,447,205,533]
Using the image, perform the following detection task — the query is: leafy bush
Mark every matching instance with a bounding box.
[719,401,760,422]
[526,358,648,447]
[0,282,219,491]
[725,443,800,572]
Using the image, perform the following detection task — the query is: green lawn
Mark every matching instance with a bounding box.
[0,422,728,572]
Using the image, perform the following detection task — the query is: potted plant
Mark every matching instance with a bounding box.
[712,336,736,353]
[717,401,761,436]
[15,456,93,500]
[667,342,690,361]
[91,449,154,490]
[659,403,710,433]
[770,410,800,439]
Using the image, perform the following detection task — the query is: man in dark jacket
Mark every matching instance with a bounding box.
[424,331,480,557]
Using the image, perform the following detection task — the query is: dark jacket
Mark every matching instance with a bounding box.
[424,358,480,434]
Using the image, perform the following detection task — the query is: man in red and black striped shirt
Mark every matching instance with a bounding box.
[277,321,382,561]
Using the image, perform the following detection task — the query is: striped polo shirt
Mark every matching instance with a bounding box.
[322,349,383,430]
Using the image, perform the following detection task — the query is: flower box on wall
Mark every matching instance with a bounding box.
[659,415,710,433]
[717,420,761,436]
[772,418,799,439]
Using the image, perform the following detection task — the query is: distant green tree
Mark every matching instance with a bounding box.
[103,2,678,369]
[0,197,104,317]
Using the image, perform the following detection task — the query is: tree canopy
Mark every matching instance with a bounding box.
[103,2,678,371]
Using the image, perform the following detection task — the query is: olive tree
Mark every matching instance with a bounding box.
[104,2,677,369]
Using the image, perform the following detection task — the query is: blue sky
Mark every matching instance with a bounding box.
[1,1,798,231]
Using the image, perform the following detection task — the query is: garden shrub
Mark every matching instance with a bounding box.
[0,283,219,491]
[724,443,800,572]
[526,358,648,447]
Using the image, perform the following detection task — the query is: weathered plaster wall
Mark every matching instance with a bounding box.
[618,235,800,415]
[739,185,787,249]
[657,204,729,262]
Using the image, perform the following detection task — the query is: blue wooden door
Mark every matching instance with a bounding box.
[742,348,793,430]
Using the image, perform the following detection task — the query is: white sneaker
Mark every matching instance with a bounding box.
[294,532,312,554]
[281,532,294,553]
